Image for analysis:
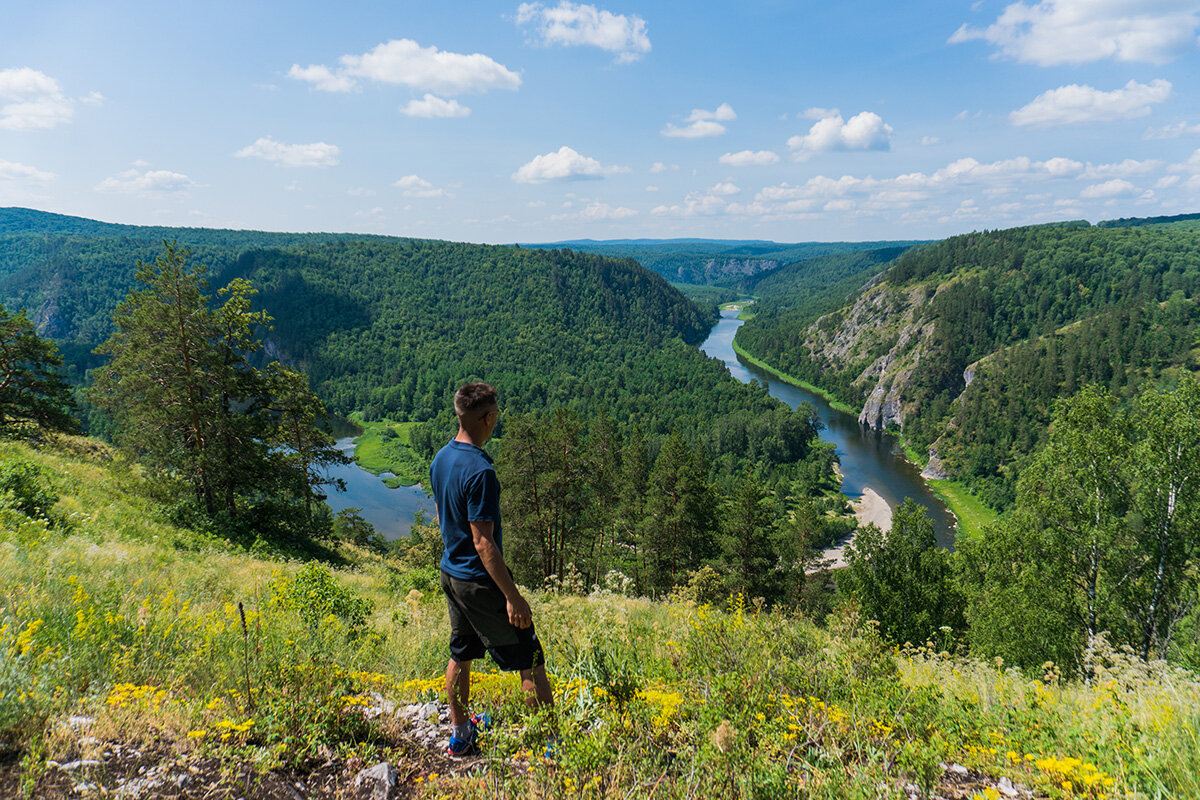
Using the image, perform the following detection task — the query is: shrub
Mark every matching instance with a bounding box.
[0,457,57,521]
[269,563,373,631]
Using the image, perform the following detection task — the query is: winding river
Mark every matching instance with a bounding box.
[701,308,957,546]
[322,308,956,545]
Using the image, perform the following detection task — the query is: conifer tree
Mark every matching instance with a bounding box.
[92,242,343,528]
[0,302,76,434]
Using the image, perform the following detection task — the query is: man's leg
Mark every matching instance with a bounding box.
[446,658,471,726]
[519,663,553,709]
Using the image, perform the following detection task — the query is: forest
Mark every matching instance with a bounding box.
[737,218,1200,509]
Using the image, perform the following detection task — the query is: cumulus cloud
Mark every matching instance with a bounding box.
[289,39,521,96]
[393,174,451,197]
[0,67,97,131]
[401,93,470,118]
[0,159,54,182]
[1080,179,1137,198]
[1081,158,1161,179]
[787,111,893,158]
[662,103,736,138]
[708,181,740,196]
[651,190,732,217]
[235,137,340,167]
[1010,79,1172,127]
[515,2,650,63]
[920,136,941,145]
[95,167,196,195]
[719,150,779,166]
[1144,120,1200,139]
[949,0,1200,66]
[512,146,629,182]
[286,64,357,92]
[554,201,638,221]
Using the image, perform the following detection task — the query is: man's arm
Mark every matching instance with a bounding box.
[470,520,533,629]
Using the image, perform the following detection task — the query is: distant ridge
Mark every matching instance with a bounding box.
[1097,211,1200,228]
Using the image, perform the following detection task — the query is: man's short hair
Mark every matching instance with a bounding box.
[454,382,498,418]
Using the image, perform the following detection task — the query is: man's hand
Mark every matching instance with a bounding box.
[507,594,533,629]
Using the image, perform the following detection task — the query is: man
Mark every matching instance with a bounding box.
[429,382,553,756]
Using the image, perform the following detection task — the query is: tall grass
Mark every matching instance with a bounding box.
[3,436,1199,798]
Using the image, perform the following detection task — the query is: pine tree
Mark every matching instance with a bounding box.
[92,242,342,530]
[0,302,77,434]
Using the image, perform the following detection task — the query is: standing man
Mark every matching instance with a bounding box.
[430,382,553,756]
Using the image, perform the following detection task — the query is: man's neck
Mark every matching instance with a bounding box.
[454,427,488,447]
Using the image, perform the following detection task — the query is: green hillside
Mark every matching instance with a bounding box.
[0,208,786,439]
[3,436,1198,799]
[522,237,923,285]
[736,218,1200,508]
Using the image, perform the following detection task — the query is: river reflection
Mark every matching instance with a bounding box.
[700,309,957,547]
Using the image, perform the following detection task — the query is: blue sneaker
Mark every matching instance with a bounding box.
[446,721,477,757]
[446,714,489,757]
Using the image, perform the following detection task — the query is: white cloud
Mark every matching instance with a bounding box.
[516,1,651,64]
[709,181,740,196]
[920,136,941,145]
[393,174,450,198]
[651,190,731,217]
[1144,120,1200,139]
[787,111,893,158]
[347,187,375,196]
[1081,158,1162,179]
[289,39,521,96]
[644,185,659,191]
[1169,148,1200,173]
[800,106,840,120]
[1155,175,1181,188]
[1080,179,1137,198]
[512,145,629,182]
[580,202,638,220]
[235,137,340,167]
[95,167,196,195]
[662,103,736,138]
[286,64,357,92]
[1010,79,1172,127]
[401,93,470,118]
[0,67,92,131]
[0,159,54,182]
[949,0,1200,66]
[649,161,668,173]
[719,149,779,166]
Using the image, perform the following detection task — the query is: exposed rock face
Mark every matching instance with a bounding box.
[921,447,949,480]
[801,281,936,432]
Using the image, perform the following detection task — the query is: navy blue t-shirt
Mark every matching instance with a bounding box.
[429,439,502,580]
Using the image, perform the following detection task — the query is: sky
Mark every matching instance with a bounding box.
[2,0,1200,244]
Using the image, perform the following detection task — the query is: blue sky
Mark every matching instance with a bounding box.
[3,0,1200,243]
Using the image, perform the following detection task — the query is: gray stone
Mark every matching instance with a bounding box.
[354,762,397,800]
[998,776,1019,797]
[56,759,102,772]
[946,763,968,776]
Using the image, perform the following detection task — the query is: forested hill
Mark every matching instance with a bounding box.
[0,207,794,443]
[521,237,924,285]
[736,216,1200,508]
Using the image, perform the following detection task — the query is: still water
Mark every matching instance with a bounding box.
[700,309,957,546]
[322,437,435,540]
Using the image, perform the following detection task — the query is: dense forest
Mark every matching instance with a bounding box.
[737,218,1200,508]
[523,237,921,285]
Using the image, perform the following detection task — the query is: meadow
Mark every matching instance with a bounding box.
[2,436,1198,799]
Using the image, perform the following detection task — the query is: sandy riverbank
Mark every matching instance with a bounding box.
[810,486,893,572]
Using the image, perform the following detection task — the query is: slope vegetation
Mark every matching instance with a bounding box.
[736,218,1200,507]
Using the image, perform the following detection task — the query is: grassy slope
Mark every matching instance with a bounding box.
[346,414,428,488]
[730,339,858,416]
[2,437,1199,798]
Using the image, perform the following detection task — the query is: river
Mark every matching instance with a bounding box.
[701,308,957,546]
[322,436,435,540]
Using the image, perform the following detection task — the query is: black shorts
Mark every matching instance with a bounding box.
[440,570,546,672]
